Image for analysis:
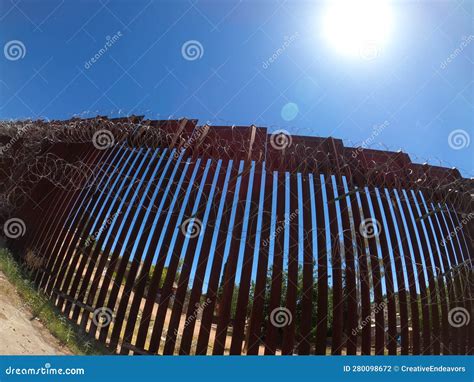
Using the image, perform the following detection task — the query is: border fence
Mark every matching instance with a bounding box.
[0,116,472,355]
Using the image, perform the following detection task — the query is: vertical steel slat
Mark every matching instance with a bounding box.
[85,148,166,341]
[452,206,473,256]
[380,188,409,355]
[281,172,299,355]
[246,170,273,355]
[298,173,315,355]
[450,209,472,256]
[195,161,240,355]
[43,147,133,297]
[442,202,470,354]
[101,152,193,347]
[345,179,372,355]
[455,206,474,354]
[120,150,184,350]
[439,202,464,354]
[30,147,103,285]
[452,204,473,359]
[34,145,115,287]
[314,173,328,355]
[419,191,451,354]
[42,147,133,296]
[229,163,263,355]
[397,189,431,354]
[64,146,126,319]
[440,204,462,265]
[36,145,123,291]
[60,149,150,317]
[162,159,216,355]
[412,190,445,355]
[28,185,70,281]
[212,161,253,355]
[21,143,89,255]
[337,176,358,355]
[32,145,102,241]
[370,188,397,355]
[40,147,126,286]
[449,203,471,354]
[438,202,463,354]
[32,118,143,290]
[78,148,173,333]
[6,120,473,357]
[390,189,421,354]
[449,206,474,354]
[430,200,457,354]
[103,150,166,351]
[405,189,439,355]
[24,145,100,263]
[65,149,156,320]
[326,176,343,355]
[71,149,166,325]
[7,183,51,259]
[116,149,180,352]
[452,208,473,261]
[178,160,230,355]
[24,180,65,272]
[264,171,285,355]
[147,156,206,354]
[359,187,385,355]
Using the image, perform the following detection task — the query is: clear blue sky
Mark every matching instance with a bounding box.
[0,0,472,176]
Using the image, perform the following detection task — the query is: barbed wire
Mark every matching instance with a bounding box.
[0,116,472,355]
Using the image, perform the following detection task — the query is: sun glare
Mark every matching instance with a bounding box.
[322,0,393,59]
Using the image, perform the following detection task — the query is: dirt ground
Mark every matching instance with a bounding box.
[0,270,71,355]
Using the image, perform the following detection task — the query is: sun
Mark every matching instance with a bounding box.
[322,0,393,59]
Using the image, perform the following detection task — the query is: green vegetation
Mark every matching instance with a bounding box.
[217,263,336,339]
[0,248,109,355]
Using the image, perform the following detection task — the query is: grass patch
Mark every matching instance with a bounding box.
[0,248,110,355]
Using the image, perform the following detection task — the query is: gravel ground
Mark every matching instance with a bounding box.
[0,270,71,355]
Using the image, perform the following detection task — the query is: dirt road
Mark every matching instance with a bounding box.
[0,270,71,355]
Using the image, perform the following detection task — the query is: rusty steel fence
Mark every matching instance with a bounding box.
[0,116,472,355]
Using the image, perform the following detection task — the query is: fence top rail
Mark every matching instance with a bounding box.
[0,116,470,190]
